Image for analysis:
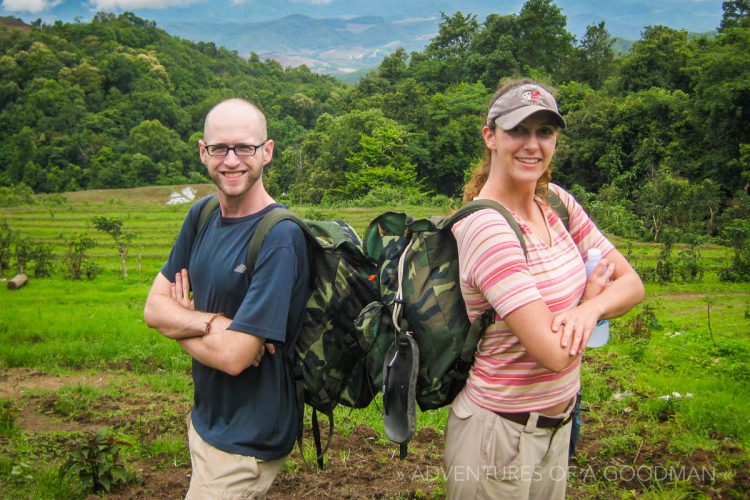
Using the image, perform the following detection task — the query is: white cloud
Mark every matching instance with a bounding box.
[2,0,62,13]
[89,0,203,9]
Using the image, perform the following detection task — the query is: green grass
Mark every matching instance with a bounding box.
[0,185,748,498]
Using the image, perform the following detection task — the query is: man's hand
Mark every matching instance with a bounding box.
[171,268,194,310]
[174,268,276,368]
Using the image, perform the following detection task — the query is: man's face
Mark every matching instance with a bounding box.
[199,105,274,201]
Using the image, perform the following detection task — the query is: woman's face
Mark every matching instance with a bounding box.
[483,112,559,185]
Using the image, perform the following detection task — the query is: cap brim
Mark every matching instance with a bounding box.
[494,107,566,130]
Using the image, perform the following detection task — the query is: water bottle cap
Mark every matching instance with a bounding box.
[587,248,602,260]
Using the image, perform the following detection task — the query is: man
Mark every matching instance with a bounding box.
[144,98,309,499]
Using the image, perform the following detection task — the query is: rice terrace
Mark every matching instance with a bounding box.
[0,184,747,499]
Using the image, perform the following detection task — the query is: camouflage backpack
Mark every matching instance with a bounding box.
[360,192,570,414]
[196,197,378,467]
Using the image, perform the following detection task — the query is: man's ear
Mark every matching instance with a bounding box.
[262,139,275,166]
[198,139,208,165]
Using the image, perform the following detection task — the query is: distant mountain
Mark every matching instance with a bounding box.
[159,14,440,76]
[0,0,723,77]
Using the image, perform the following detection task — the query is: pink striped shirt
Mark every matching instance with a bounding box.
[452,184,615,413]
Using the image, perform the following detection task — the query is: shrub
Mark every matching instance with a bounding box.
[0,399,18,436]
[719,219,750,282]
[63,234,97,280]
[59,428,132,494]
[0,184,35,208]
[618,304,659,361]
[0,220,14,273]
[30,243,55,277]
[13,237,32,274]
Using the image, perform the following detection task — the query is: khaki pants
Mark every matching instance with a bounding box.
[444,391,572,500]
[186,417,286,500]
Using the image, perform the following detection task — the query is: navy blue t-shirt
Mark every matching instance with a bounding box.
[162,196,310,460]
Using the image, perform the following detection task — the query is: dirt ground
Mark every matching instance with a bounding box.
[1,367,747,499]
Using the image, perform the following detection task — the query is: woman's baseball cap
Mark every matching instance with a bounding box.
[487,83,566,130]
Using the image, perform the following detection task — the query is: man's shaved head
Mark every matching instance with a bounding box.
[203,98,268,141]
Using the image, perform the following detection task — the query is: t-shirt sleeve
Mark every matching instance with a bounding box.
[453,210,543,320]
[161,199,206,282]
[550,184,616,259]
[229,220,308,344]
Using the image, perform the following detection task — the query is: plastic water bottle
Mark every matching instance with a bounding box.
[584,248,610,348]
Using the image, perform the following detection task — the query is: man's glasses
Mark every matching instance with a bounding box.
[204,142,267,157]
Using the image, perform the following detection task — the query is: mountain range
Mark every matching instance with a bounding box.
[0,0,724,78]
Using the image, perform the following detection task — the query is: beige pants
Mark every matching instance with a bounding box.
[186,417,286,500]
[444,391,572,500]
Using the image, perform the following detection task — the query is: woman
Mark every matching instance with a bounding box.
[445,79,644,499]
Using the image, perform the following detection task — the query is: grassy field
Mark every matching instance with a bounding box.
[0,184,748,499]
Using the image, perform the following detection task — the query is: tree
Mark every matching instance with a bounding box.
[423,82,492,195]
[92,216,134,278]
[466,13,520,88]
[64,234,98,280]
[335,122,424,200]
[411,11,481,90]
[515,0,575,79]
[720,0,750,30]
[128,119,189,168]
[690,27,750,194]
[616,26,693,93]
[567,22,615,89]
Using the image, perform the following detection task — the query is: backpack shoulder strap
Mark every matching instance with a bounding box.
[449,199,528,257]
[244,207,313,272]
[195,195,220,236]
[545,189,569,230]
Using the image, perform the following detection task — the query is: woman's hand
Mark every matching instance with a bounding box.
[552,258,616,354]
[582,258,615,301]
[551,302,604,355]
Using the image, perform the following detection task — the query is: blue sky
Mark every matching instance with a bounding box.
[0,0,725,41]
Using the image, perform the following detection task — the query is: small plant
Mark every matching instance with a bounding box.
[59,428,132,494]
[63,234,97,280]
[675,236,705,282]
[92,216,136,278]
[0,220,15,273]
[13,236,32,274]
[654,232,676,284]
[0,399,18,436]
[10,461,33,485]
[30,242,55,277]
[303,207,329,221]
[54,385,98,419]
[719,219,750,282]
[618,305,659,361]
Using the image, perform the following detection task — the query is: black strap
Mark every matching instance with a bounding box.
[195,195,220,236]
[450,191,570,258]
[400,442,408,460]
[310,408,335,469]
[449,199,529,257]
[311,408,323,469]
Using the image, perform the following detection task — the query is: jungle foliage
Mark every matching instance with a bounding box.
[0,1,749,245]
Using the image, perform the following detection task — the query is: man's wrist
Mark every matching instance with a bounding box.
[204,313,225,336]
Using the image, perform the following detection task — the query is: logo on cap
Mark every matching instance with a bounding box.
[521,89,541,104]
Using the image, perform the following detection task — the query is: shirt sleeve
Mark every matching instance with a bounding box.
[453,209,543,320]
[229,220,308,344]
[550,184,616,259]
[160,198,208,282]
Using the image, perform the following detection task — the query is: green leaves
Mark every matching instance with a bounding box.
[59,428,132,494]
